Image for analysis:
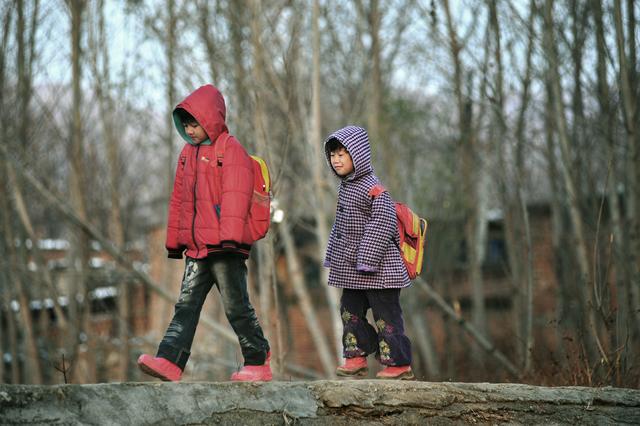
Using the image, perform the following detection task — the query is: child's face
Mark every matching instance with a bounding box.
[330,147,354,177]
[183,120,208,144]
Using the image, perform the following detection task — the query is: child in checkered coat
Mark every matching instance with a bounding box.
[323,125,414,380]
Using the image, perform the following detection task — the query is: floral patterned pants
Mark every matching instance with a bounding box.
[340,288,412,366]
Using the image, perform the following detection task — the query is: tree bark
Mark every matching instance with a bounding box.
[0,163,21,384]
[2,164,43,384]
[88,0,130,382]
[569,0,589,205]
[542,0,601,368]
[227,0,251,141]
[247,0,289,374]
[361,0,394,187]
[68,0,96,384]
[514,0,537,373]
[164,0,176,202]
[0,1,14,385]
[487,0,523,367]
[311,0,342,361]
[613,0,640,343]
[592,0,630,383]
[442,0,488,370]
[197,1,218,84]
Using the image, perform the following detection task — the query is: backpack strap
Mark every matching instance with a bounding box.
[215,132,231,166]
[368,184,387,198]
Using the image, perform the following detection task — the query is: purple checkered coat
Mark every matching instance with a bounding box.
[323,126,410,290]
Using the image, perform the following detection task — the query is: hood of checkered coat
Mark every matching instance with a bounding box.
[324,126,373,180]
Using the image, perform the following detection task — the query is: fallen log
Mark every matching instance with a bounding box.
[1,380,638,425]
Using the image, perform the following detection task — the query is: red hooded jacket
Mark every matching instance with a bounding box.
[166,85,254,259]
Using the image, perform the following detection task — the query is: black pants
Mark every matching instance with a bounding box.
[340,288,412,366]
[157,254,270,370]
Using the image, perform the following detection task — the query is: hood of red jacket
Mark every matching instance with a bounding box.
[173,84,229,145]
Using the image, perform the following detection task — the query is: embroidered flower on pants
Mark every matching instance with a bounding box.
[375,319,386,332]
[344,333,358,353]
[379,339,392,363]
[342,310,352,324]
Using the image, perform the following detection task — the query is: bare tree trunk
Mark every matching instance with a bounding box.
[13,0,42,384]
[543,70,574,368]
[613,0,640,343]
[515,0,537,374]
[67,0,95,384]
[360,0,397,183]
[0,238,4,384]
[16,0,36,157]
[278,217,336,377]
[0,1,13,385]
[6,297,20,383]
[569,0,589,206]
[1,164,43,384]
[442,0,488,371]
[14,269,43,384]
[247,0,291,374]
[592,0,629,383]
[487,0,523,367]
[143,0,179,354]
[165,0,176,202]
[311,0,341,361]
[5,155,68,357]
[488,0,536,372]
[0,162,21,384]
[227,0,250,141]
[542,0,601,369]
[88,0,129,382]
[197,1,218,84]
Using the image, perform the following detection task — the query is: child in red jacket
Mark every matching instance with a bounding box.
[137,84,271,382]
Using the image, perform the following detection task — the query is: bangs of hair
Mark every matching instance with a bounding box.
[175,108,198,125]
[326,138,345,153]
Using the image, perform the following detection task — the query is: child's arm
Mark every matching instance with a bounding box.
[219,138,253,245]
[166,148,187,258]
[357,190,397,272]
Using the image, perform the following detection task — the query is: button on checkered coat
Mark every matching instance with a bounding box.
[323,126,410,290]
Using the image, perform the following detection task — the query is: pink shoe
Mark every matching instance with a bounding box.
[230,351,272,382]
[137,354,182,382]
[376,365,414,380]
[336,356,368,377]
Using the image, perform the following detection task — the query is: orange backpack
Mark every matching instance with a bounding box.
[369,184,428,279]
[215,134,271,242]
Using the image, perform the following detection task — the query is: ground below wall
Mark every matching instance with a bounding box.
[1,380,639,425]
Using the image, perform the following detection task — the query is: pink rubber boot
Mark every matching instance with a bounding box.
[336,356,368,377]
[376,365,415,380]
[137,354,182,382]
[230,351,273,382]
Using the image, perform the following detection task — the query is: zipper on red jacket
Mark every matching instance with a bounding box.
[191,145,200,258]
